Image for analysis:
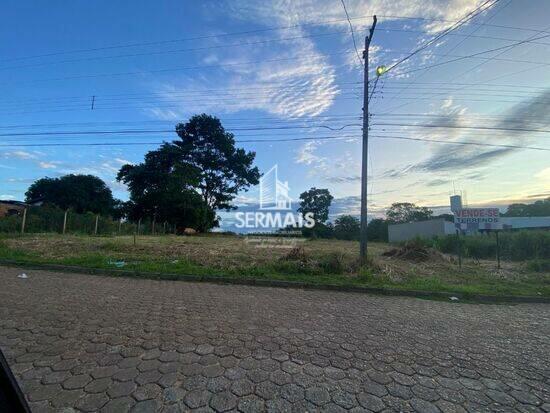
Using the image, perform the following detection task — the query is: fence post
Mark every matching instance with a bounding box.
[118,218,122,235]
[137,218,141,235]
[20,208,27,234]
[152,215,156,235]
[62,210,68,234]
[496,230,501,270]
[163,221,167,234]
[456,230,462,268]
[94,214,99,235]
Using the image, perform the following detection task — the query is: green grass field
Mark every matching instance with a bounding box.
[0,233,548,298]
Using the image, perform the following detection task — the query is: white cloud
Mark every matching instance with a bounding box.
[148,0,490,120]
[38,161,59,169]
[295,141,325,165]
[3,150,37,160]
[535,167,550,181]
[0,194,15,200]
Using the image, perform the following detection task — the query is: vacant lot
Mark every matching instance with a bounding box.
[0,233,548,297]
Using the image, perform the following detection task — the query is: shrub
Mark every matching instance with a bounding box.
[431,230,550,261]
[526,259,550,272]
[318,252,346,274]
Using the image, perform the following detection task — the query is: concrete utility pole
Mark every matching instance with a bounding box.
[360,15,377,262]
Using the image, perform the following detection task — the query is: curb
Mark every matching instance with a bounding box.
[1,260,549,304]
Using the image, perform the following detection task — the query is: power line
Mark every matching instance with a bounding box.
[377,14,550,35]
[370,134,550,151]
[384,0,499,74]
[0,29,359,72]
[372,122,550,134]
[340,0,363,67]
[0,50,354,86]
[0,124,363,138]
[2,15,377,64]
[394,32,550,77]
[1,134,548,152]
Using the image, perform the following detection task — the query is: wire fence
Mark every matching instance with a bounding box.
[0,206,175,236]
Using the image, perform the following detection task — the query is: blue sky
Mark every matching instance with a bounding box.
[1,0,549,222]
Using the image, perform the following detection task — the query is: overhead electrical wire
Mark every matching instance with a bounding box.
[1,134,548,152]
[340,0,363,67]
[384,0,499,74]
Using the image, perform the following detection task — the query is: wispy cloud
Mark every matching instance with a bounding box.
[381,90,550,177]
[2,150,38,160]
[38,161,60,169]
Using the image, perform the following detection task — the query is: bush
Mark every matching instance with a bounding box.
[318,252,346,274]
[333,215,359,240]
[430,230,550,261]
[526,259,550,272]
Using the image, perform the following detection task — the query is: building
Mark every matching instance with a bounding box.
[388,218,455,243]
[0,198,45,218]
[387,195,550,243]
[0,200,27,218]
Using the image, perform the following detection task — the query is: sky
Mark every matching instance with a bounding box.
[1,0,549,227]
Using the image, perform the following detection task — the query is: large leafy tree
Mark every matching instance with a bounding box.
[298,187,333,224]
[334,215,360,240]
[117,143,215,231]
[386,202,433,223]
[175,114,260,211]
[25,174,116,215]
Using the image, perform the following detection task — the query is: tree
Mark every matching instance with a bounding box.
[334,215,360,240]
[366,218,389,242]
[174,114,260,211]
[117,143,215,231]
[298,188,333,224]
[25,174,116,215]
[504,198,550,217]
[386,202,433,223]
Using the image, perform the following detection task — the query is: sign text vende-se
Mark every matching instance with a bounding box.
[454,208,502,230]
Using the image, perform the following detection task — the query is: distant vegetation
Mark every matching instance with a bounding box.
[415,230,550,261]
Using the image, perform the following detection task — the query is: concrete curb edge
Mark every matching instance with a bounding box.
[1,260,548,304]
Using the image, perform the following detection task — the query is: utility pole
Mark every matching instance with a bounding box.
[360,15,377,262]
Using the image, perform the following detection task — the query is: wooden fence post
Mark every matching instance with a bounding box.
[118,218,122,235]
[137,218,141,235]
[456,230,462,268]
[62,210,68,234]
[20,208,27,234]
[152,215,156,235]
[496,230,501,270]
[94,214,99,235]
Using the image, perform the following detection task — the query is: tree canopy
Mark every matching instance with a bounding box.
[298,187,333,224]
[175,114,260,211]
[117,114,259,231]
[25,174,116,215]
[333,215,360,240]
[117,143,215,231]
[503,197,550,217]
[386,202,433,223]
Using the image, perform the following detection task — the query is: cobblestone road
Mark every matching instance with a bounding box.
[0,267,549,412]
